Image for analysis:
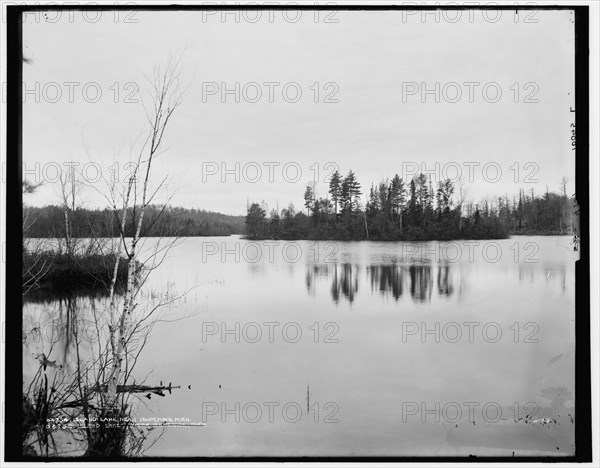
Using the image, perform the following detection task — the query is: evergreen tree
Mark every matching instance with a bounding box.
[245,203,267,239]
[344,170,362,212]
[304,185,315,216]
[408,178,418,225]
[389,174,405,229]
[328,170,342,215]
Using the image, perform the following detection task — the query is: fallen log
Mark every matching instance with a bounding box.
[58,382,180,409]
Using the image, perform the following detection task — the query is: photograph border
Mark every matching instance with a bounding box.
[4,3,592,462]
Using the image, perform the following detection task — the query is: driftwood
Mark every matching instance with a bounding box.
[89,382,180,396]
[58,383,180,409]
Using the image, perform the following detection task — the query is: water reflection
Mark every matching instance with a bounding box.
[306,263,462,304]
[330,264,360,304]
[22,236,576,457]
[518,263,568,293]
[305,264,329,294]
[437,265,454,297]
[407,265,433,303]
[304,254,571,306]
[369,264,406,300]
[57,296,78,362]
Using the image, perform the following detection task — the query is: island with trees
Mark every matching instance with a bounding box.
[245,169,574,241]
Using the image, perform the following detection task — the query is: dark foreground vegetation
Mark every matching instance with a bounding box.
[246,170,574,241]
[23,251,128,301]
[22,205,244,300]
[20,57,193,459]
[24,205,245,238]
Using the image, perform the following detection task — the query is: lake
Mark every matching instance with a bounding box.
[23,235,577,457]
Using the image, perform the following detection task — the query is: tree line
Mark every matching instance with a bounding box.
[245,170,574,241]
[23,205,246,238]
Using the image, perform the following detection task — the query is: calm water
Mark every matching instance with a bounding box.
[23,235,576,457]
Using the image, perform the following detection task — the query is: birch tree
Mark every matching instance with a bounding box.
[104,54,184,408]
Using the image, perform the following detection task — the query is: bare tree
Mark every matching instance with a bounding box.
[57,164,81,256]
[22,54,195,457]
[105,53,185,410]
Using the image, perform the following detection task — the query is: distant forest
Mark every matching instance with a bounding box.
[23,205,246,238]
[22,171,574,242]
[245,170,574,241]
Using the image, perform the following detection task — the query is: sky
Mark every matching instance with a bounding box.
[21,8,576,215]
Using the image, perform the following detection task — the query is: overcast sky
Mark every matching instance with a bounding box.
[22,8,575,215]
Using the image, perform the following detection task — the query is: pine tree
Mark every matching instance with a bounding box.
[304,185,315,216]
[378,180,390,218]
[348,171,362,211]
[367,183,379,216]
[408,178,418,225]
[389,174,405,229]
[328,170,342,215]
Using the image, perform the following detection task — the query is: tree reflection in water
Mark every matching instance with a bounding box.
[330,264,360,304]
[437,265,454,297]
[306,263,460,304]
[518,263,568,293]
[368,264,405,300]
